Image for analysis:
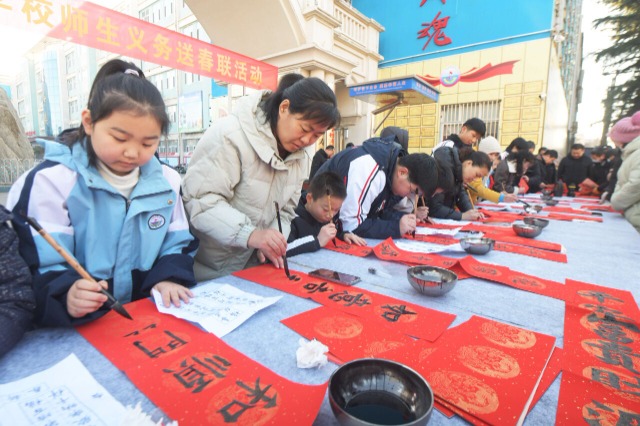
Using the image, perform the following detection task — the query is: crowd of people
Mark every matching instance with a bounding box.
[1,59,639,357]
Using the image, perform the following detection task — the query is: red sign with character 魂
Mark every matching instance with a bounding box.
[0,0,277,90]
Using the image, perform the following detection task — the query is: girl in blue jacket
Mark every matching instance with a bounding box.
[8,59,197,326]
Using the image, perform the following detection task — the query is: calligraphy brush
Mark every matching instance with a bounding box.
[326,188,337,247]
[274,202,292,279]
[23,214,133,320]
[411,189,419,237]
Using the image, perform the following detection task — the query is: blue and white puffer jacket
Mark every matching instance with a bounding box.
[8,138,197,326]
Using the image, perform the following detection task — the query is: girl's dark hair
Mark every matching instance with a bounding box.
[63,59,169,166]
[459,147,492,170]
[506,150,536,175]
[505,137,529,153]
[308,171,347,200]
[260,73,340,134]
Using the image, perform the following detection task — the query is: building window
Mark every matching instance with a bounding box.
[139,8,150,22]
[18,100,25,116]
[65,52,75,73]
[69,100,79,117]
[67,76,77,96]
[16,82,24,98]
[440,100,501,142]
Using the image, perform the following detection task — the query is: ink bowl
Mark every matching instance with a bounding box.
[523,217,550,229]
[407,265,458,297]
[329,358,434,426]
[523,204,544,214]
[544,199,559,206]
[459,237,495,255]
[512,222,543,238]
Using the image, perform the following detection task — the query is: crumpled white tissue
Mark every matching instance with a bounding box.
[296,338,329,368]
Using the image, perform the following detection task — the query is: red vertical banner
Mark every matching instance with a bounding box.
[561,279,640,416]
[0,0,278,90]
[77,299,326,426]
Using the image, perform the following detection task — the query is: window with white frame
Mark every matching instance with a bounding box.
[65,52,75,74]
[18,100,25,116]
[439,100,501,142]
[67,76,76,96]
[16,82,24,98]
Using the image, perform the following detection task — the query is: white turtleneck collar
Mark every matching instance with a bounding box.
[97,160,140,199]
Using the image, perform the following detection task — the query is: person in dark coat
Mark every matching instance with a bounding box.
[287,172,366,257]
[588,147,610,192]
[432,117,486,153]
[1,205,35,357]
[557,143,592,189]
[308,145,334,180]
[539,149,558,190]
[493,150,536,194]
[429,147,491,221]
[380,126,409,151]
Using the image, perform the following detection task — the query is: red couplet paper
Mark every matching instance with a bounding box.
[411,234,459,245]
[545,212,603,222]
[562,279,640,404]
[555,371,640,425]
[580,204,618,212]
[458,256,568,300]
[389,315,556,425]
[233,264,456,342]
[371,238,471,280]
[493,241,568,263]
[281,306,415,364]
[478,211,527,223]
[77,299,326,426]
[322,238,373,257]
[417,222,462,230]
[462,224,564,253]
[527,347,563,414]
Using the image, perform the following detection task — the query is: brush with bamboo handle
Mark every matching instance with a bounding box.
[24,215,133,320]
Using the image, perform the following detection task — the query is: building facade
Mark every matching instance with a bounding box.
[352,0,583,154]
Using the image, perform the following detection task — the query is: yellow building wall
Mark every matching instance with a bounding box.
[375,38,552,154]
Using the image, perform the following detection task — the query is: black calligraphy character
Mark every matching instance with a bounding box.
[237,378,278,407]
[133,330,187,358]
[163,355,231,393]
[585,340,640,375]
[381,304,417,322]
[124,323,157,337]
[584,399,640,425]
[417,11,452,50]
[217,378,278,422]
[329,291,371,307]
[303,282,331,294]
[589,367,640,397]
[380,243,399,257]
[579,290,625,305]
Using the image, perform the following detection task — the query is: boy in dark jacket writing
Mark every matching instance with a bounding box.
[287,172,366,256]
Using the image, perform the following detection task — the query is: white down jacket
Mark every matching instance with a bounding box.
[182,91,309,280]
[612,136,640,233]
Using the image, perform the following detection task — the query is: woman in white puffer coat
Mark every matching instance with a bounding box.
[609,111,640,233]
[182,74,340,280]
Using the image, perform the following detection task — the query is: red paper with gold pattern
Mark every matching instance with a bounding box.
[555,371,640,425]
[371,238,471,279]
[233,264,456,341]
[477,210,526,223]
[410,234,459,245]
[402,315,555,425]
[281,306,415,364]
[458,256,568,300]
[545,212,603,222]
[493,241,568,263]
[461,224,564,252]
[527,347,563,413]
[322,238,373,257]
[76,299,326,426]
[580,204,618,212]
[562,279,640,404]
[417,222,462,230]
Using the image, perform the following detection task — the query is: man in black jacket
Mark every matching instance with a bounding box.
[309,145,334,180]
[558,144,592,190]
[432,117,486,153]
